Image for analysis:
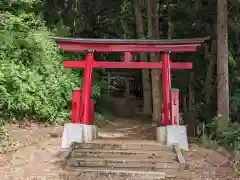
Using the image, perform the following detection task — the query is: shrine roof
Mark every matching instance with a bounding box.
[52,36,211,45]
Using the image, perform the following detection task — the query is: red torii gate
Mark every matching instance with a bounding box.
[54,37,209,127]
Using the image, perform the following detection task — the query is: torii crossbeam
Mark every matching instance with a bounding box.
[54,37,210,128]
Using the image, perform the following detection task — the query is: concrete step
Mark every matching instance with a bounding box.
[68,157,179,169]
[63,141,182,179]
[67,155,177,163]
[71,148,174,157]
[74,141,173,151]
[63,166,168,180]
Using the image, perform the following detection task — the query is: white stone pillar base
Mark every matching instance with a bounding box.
[156,126,166,143]
[61,123,98,149]
[156,125,188,151]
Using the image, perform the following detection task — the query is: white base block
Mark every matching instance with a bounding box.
[156,126,166,143]
[166,125,189,151]
[61,123,98,149]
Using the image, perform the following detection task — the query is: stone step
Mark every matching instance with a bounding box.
[67,159,179,172]
[63,166,168,180]
[90,140,166,146]
[70,151,176,160]
[68,154,177,163]
[74,141,173,151]
[71,148,174,157]
[63,141,182,179]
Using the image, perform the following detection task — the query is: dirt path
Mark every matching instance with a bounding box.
[98,117,155,140]
[0,120,238,180]
[0,123,62,180]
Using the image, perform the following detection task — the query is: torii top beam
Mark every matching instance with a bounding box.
[53,36,210,53]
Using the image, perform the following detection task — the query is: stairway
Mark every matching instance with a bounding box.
[62,140,185,179]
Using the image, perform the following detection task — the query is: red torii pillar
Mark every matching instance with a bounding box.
[54,37,209,126]
[162,50,171,125]
[81,51,94,125]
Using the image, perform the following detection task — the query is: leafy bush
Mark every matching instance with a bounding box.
[216,123,240,151]
[0,2,102,123]
[202,116,240,151]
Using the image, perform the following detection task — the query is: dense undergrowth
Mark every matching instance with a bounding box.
[0,1,103,124]
[201,117,240,151]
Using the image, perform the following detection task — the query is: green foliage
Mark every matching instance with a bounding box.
[0,1,103,123]
[0,11,75,122]
[216,123,240,151]
[42,0,134,39]
[0,0,39,14]
[200,116,240,150]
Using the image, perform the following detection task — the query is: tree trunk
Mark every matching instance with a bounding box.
[204,39,216,120]
[147,0,162,123]
[183,95,188,124]
[216,0,229,130]
[133,0,152,115]
[200,0,215,121]
[187,72,197,137]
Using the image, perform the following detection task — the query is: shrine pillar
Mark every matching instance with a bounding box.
[61,51,98,149]
[156,50,171,143]
[82,52,94,125]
